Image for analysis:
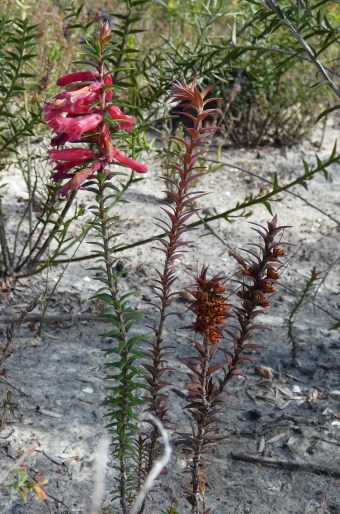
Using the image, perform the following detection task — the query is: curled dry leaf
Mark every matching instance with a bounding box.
[255,365,274,379]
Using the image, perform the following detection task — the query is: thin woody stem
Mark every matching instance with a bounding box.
[143,139,199,503]
[191,335,211,514]
[265,0,340,97]
[141,81,216,514]
[18,191,76,271]
[28,149,338,274]
[97,49,129,514]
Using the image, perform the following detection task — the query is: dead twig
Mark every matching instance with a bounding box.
[0,312,97,326]
[231,452,340,478]
[44,491,73,514]
[0,377,29,397]
[311,436,340,448]
[129,415,172,514]
[0,296,40,368]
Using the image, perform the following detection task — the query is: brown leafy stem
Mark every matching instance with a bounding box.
[138,79,221,513]
[182,216,290,513]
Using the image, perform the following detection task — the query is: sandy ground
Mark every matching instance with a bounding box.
[0,116,339,514]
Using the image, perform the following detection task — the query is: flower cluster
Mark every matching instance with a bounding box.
[189,267,230,344]
[235,251,286,310]
[229,215,288,315]
[44,43,147,196]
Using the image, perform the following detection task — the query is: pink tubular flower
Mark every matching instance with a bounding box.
[111,147,148,173]
[59,168,95,197]
[43,83,102,121]
[102,125,114,163]
[100,126,146,172]
[57,71,99,87]
[46,56,147,196]
[54,82,102,102]
[48,148,96,162]
[104,73,113,101]
[108,106,137,132]
[53,160,87,173]
[47,113,102,141]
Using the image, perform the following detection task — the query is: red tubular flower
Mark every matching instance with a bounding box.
[59,168,95,197]
[108,106,137,132]
[45,63,147,194]
[111,147,148,173]
[52,160,87,174]
[47,113,103,141]
[43,83,102,121]
[56,71,99,87]
[104,73,113,101]
[100,126,147,172]
[48,148,96,162]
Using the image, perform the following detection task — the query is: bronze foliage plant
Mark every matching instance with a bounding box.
[136,77,291,513]
[141,77,222,481]
[180,217,290,514]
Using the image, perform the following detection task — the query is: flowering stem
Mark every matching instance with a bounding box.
[42,23,148,512]
[143,80,219,488]
[180,219,290,512]
[182,268,230,513]
[217,216,290,395]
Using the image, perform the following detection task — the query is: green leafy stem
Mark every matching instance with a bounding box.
[29,146,339,272]
[90,174,144,513]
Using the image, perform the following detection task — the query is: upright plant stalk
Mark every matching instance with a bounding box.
[94,176,144,512]
[44,23,147,513]
[181,216,290,513]
[215,216,290,394]
[181,269,230,514]
[0,15,40,278]
[142,79,220,487]
[287,266,319,367]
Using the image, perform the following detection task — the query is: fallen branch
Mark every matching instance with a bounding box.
[0,312,98,325]
[231,452,340,478]
[19,150,338,278]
